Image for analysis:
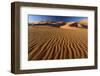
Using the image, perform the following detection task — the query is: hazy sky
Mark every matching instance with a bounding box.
[28,15,87,23]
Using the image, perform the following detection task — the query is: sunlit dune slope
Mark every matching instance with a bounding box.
[78,19,88,25]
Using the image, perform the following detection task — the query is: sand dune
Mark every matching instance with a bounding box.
[28,26,88,60]
[30,21,66,27]
[78,19,88,25]
[60,21,88,29]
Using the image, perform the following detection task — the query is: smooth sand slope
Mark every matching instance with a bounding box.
[28,26,88,60]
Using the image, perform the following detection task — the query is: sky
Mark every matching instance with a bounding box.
[28,15,87,23]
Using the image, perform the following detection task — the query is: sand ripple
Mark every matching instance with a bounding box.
[28,26,88,60]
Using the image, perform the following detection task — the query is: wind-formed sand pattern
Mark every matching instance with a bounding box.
[28,15,88,60]
[28,24,88,60]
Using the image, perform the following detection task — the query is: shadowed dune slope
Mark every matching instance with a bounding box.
[28,26,88,60]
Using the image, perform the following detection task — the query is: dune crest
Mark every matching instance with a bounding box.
[78,19,88,25]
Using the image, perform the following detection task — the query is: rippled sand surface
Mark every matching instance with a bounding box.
[28,26,88,60]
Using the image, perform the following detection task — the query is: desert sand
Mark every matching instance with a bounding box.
[28,25,88,60]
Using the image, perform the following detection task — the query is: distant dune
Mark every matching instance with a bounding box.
[30,21,66,27]
[28,25,88,60]
[30,19,88,29]
[60,19,88,29]
[78,19,88,25]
